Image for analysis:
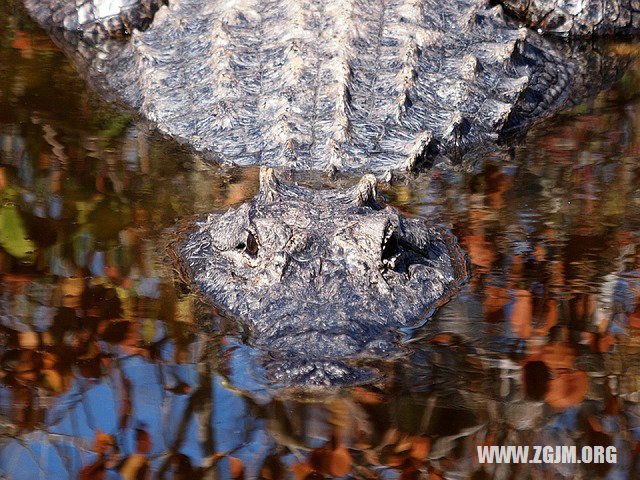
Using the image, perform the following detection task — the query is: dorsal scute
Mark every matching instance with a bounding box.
[49,0,600,173]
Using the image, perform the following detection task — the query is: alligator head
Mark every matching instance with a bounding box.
[174,168,468,387]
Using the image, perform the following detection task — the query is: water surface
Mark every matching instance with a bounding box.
[1,4,640,479]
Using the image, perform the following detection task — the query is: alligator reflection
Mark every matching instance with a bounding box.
[1,7,640,480]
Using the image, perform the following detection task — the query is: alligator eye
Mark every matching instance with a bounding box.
[246,231,259,257]
[381,232,399,261]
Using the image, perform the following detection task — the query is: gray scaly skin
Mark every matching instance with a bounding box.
[24,0,634,172]
[23,0,638,385]
[26,0,167,37]
[174,167,468,386]
[501,0,640,35]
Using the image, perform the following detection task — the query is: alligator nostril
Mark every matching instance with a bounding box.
[236,232,259,257]
[381,232,399,261]
[246,231,259,257]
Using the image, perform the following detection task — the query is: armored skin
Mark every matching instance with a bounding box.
[173,168,468,385]
[501,0,640,35]
[27,0,167,36]
[23,0,633,173]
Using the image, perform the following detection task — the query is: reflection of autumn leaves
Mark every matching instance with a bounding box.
[378,432,432,480]
[292,431,352,479]
[78,428,152,480]
[546,370,589,409]
[41,351,66,393]
[0,275,195,428]
[465,233,495,278]
[282,396,439,480]
[522,343,589,409]
[484,285,560,340]
[1,267,634,478]
[541,342,575,370]
[510,289,533,338]
[630,292,640,330]
[119,428,152,479]
[10,31,57,56]
[0,275,203,477]
[290,429,433,480]
[454,118,640,351]
[2,349,43,431]
[78,431,119,480]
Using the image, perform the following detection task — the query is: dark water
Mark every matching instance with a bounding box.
[1,5,640,480]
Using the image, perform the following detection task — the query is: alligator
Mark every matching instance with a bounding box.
[22,0,639,386]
